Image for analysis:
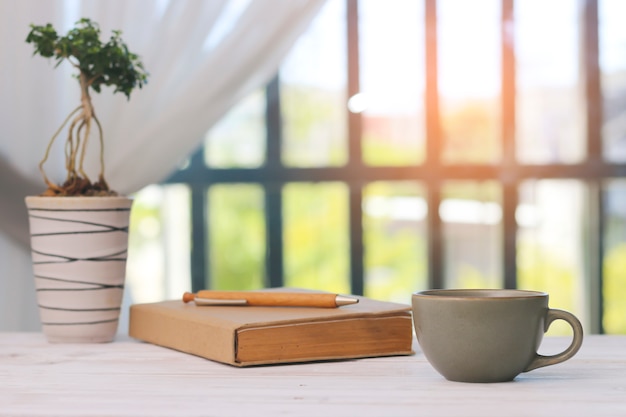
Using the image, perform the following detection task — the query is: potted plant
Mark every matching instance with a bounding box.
[24,18,148,343]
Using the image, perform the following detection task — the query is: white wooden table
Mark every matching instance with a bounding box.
[1,333,625,417]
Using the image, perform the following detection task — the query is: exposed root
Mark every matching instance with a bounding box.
[38,74,115,197]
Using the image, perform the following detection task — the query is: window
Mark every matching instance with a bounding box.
[128,0,626,334]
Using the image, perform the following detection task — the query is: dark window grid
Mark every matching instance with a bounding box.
[165,0,624,334]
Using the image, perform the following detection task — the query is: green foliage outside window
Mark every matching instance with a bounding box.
[283,183,350,294]
[363,181,427,302]
[604,243,626,333]
[209,185,266,290]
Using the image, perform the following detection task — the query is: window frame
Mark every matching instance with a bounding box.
[166,0,625,334]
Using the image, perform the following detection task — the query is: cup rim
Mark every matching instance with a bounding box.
[412,288,547,300]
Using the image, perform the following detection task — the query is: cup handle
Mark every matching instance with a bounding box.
[524,308,584,372]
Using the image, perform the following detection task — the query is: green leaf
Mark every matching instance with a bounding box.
[26,18,148,99]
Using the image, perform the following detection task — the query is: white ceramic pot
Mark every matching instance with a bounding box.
[25,196,133,343]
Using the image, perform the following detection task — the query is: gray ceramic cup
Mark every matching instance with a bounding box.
[412,289,583,383]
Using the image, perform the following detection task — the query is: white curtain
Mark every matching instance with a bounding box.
[0,0,325,330]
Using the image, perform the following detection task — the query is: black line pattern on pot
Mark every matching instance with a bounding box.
[28,214,129,236]
[36,285,124,292]
[40,318,119,326]
[35,275,124,291]
[28,205,129,336]
[31,248,128,264]
[38,304,121,312]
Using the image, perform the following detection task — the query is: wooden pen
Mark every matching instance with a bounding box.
[182,290,359,308]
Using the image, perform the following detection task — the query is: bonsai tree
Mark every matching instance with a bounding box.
[26,18,148,196]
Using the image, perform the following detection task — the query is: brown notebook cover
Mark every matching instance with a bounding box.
[128,291,413,366]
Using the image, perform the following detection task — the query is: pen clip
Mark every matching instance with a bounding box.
[193,297,248,306]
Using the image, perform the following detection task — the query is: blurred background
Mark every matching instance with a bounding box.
[128,0,626,335]
[3,0,624,336]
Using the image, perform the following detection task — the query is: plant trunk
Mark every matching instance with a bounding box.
[79,73,93,120]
